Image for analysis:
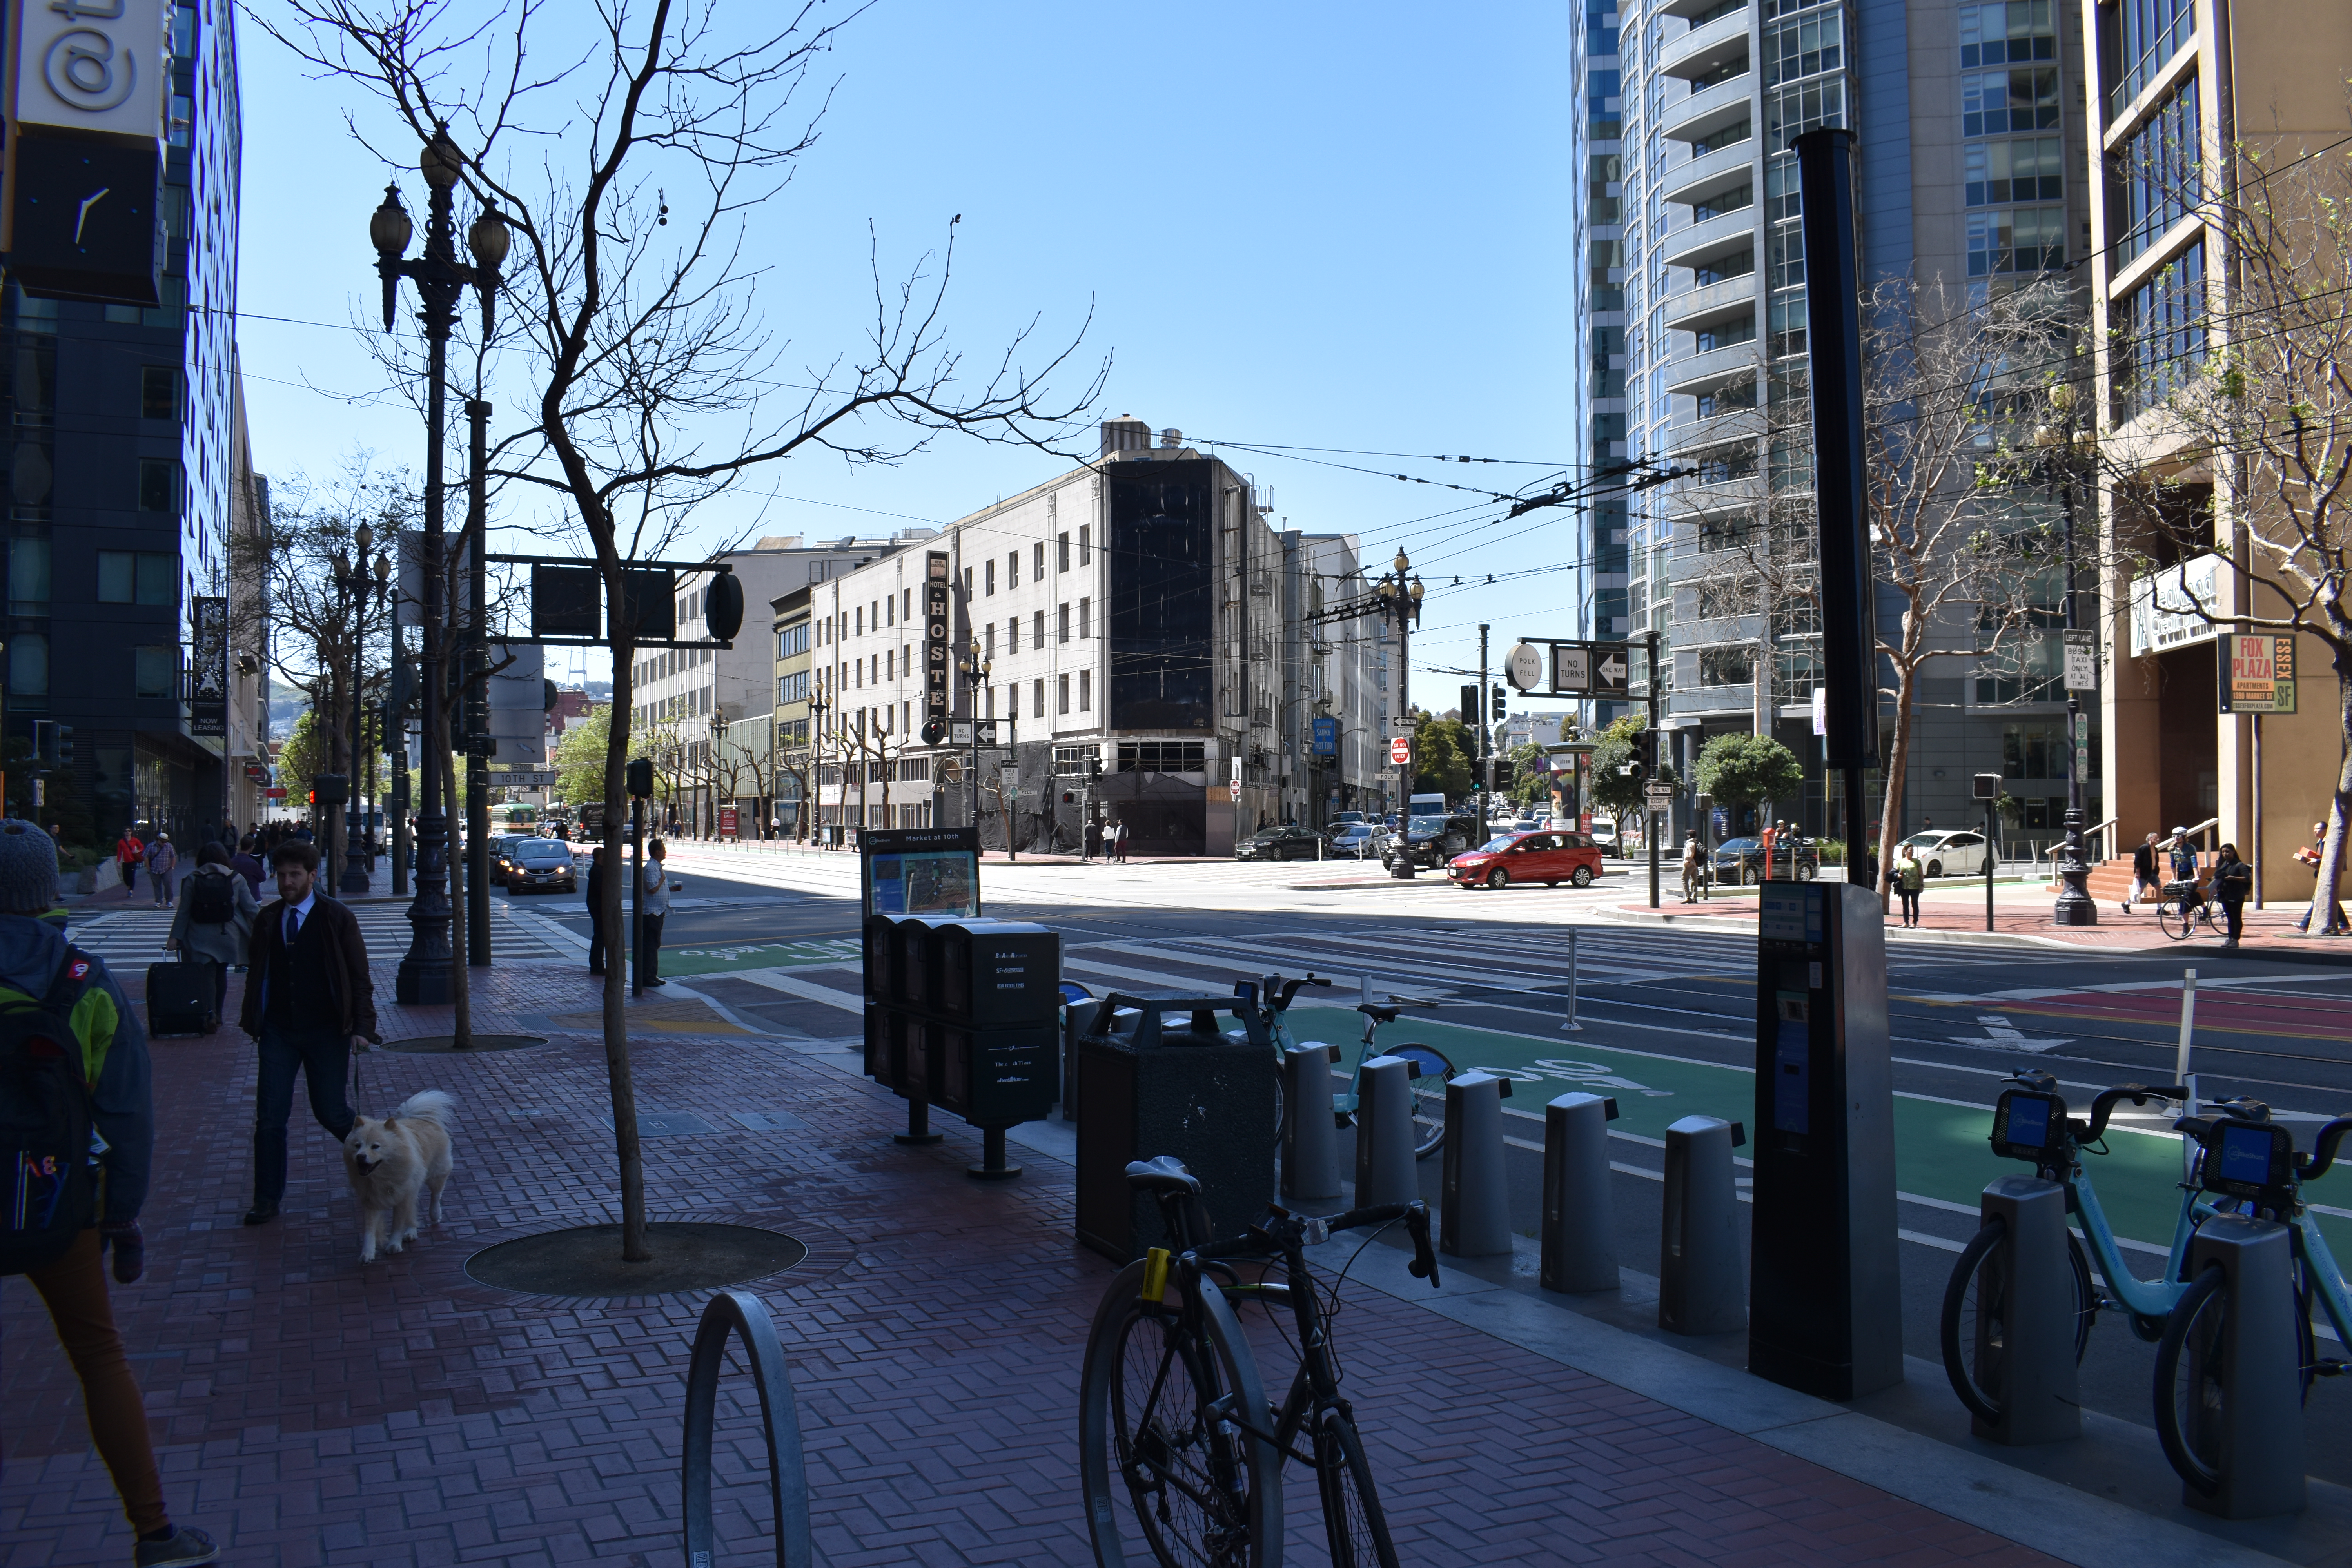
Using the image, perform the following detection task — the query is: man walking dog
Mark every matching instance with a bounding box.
[239,842,380,1227]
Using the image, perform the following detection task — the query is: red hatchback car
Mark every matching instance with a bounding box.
[1448,830,1604,890]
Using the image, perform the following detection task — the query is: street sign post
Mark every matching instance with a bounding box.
[999,763,1020,796]
[2063,629,2098,692]
[1506,639,1633,699]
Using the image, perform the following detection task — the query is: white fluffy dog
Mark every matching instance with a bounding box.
[341,1089,456,1263]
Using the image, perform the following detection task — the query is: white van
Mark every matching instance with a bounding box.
[1588,817,1619,856]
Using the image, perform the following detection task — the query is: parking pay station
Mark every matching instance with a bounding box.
[1750,880,1903,1399]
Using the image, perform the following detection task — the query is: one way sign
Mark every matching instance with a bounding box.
[1545,640,1632,698]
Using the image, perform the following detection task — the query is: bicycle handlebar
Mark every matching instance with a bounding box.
[1274,974,1332,1010]
[2301,1116,2352,1182]
[1196,1200,1443,1289]
[2085,1082,2192,1140]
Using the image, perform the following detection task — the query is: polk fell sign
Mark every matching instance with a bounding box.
[2218,634,2296,715]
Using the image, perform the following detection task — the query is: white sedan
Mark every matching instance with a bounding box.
[1898,829,1995,878]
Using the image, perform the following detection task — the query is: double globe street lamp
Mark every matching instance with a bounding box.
[370,126,509,1003]
[1375,549,1424,880]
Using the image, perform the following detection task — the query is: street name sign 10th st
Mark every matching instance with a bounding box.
[1506,639,1632,699]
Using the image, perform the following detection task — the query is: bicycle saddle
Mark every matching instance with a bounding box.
[1357,1004,1402,1024]
[1124,1156,1203,1196]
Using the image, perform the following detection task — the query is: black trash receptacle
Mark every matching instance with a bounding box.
[1075,993,1274,1263]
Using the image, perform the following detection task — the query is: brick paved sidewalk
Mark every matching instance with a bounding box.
[2,957,2060,1566]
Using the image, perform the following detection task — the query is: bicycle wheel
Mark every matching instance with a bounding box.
[1383,1044,1453,1160]
[1080,1258,1284,1568]
[1939,1220,2097,1424]
[2154,1261,2228,1494]
[1313,1408,1401,1568]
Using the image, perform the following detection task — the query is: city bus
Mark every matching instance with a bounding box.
[487,803,540,836]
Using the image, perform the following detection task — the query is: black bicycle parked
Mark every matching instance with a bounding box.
[1079,1156,1441,1567]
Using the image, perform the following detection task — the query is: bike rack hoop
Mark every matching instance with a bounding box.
[683,1290,813,1568]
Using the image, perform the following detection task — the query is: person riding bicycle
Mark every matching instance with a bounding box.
[2167,826,2203,904]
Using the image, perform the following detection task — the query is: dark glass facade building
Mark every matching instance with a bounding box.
[2,0,247,850]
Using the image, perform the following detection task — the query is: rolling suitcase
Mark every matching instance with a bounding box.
[146,958,219,1037]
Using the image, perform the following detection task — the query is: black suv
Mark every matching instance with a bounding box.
[1382,813,1480,871]
[1235,825,1332,862]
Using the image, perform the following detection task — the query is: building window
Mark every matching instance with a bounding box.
[1053,744,1093,774]
[1079,597,1091,639]
[1962,67,2060,137]
[984,623,995,661]
[1033,609,1045,649]
[134,645,177,697]
[1058,603,1070,644]
[1058,673,1071,714]
[1965,136,2065,207]
[2114,241,2206,420]
[1763,7,1842,85]
[1006,618,1019,655]
[2112,0,2192,113]
[1967,206,2066,274]
[1699,646,1755,686]
[7,632,47,696]
[984,559,995,595]
[1079,669,1091,711]
[1034,677,1045,718]
[1958,0,2055,68]
[97,550,176,606]
[1694,245,1757,285]
[1034,541,1046,582]
[1079,525,1090,566]
[138,459,179,513]
[1116,741,1205,773]
[1693,314,1757,352]
[2115,80,2199,265]
[1058,532,1071,572]
[140,366,178,421]
[7,538,49,614]
[1765,77,1844,151]
[777,671,809,704]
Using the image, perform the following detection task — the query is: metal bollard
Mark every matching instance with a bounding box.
[1281,1044,1342,1202]
[1541,1092,1619,1293]
[1659,1114,1746,1336]
[2180,1214,2306,1519]
[1969,1176,2081,1445]
[1561,929,1580,1031]
[1062,998,1102,1123]
[1441,1071,1514,1258]
[1353,1054,1421,1208]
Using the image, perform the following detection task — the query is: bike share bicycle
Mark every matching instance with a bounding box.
[1941,1069,2228,1422]
[2153,1099,2352,1495]
[1236,975,1455,1159]
[1079,1156,1443,1567]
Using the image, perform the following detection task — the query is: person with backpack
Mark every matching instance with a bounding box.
[0,820,221,1566]
[238,840,378,1228]
[113,829,145,894]
[143,834,178,910]
[162,844,257,1020]
[229,836,267,898]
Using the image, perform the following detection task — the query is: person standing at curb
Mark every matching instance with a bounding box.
[144,835,178,910]
[585,846,610,975]
[113,829,145,896]
[0,821,222,1566]
[238,842,377,1228]
[163,844,258,1021]
[2211,842,2251,947]
[639,839,677,987]
[2123,830,2160,913]
[1895,844,1924,928]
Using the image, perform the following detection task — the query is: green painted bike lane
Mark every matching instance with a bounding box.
[1286,1005,2352,1254]
[653,937,864,978]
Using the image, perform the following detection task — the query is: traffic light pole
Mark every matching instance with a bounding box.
[1477,624,1492,824]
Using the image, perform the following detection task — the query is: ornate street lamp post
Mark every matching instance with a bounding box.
[957,638,993,833]
[332,528,382,894]
[370,126,507,1003]
[1381,549,1424,881]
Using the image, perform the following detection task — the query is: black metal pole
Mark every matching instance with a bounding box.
[630,793,644,999]
[1390,572,1417,881]
[1648,629,1662,909]
[466,398,493,965]
[1794,129,1880,881]
[2052,474,2096,924]
[1986,798,1997,933]
[392,177,463,1005]
[340,573,367,894]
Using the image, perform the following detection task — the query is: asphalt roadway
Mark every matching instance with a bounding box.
[512,848,2352,1500]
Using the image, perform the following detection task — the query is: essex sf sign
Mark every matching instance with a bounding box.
[2218,633,2297,716]
[4,0,171,306]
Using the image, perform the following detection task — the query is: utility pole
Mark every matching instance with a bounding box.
[1478,623,1492,825]
[1647,628,1662,909]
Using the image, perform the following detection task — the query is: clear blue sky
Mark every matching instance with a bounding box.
[236,0,1579,702]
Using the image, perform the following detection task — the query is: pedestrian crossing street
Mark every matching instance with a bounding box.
[64,901,578,971]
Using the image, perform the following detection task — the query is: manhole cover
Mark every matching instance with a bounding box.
[382,1034,548,1053]
[465,1223,807,1297]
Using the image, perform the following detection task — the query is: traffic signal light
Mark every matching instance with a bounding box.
[626,758,654,799]
[1490,684,1506,721]
[1087,755,1103,780]
[310,772,349,806]
[1459,684,1479,724]
[921,717,946,746]
[1639,730,1660,778]
[1060,790,1075,805]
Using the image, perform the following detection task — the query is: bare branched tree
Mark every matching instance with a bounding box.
[272,0,1104,1259]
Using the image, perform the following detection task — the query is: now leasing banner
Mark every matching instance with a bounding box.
[2218,633,2296,715]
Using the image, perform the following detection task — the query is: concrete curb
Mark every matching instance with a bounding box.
[1586,900,2352,964]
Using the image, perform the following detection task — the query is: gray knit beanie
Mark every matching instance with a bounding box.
[0,820,60,914]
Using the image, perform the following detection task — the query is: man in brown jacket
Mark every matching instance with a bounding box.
[238,841,380,1226]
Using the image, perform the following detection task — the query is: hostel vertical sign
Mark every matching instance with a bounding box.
[189,595,227,736]
[920,550,952,744]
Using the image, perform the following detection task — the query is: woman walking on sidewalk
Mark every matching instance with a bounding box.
[163,843,257,1021]
[1895,845,1924,928]
[113,829,145,894]
[0,821,221,1566]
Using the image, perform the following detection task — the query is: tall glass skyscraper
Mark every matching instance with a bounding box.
[1586,0,2096,840]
